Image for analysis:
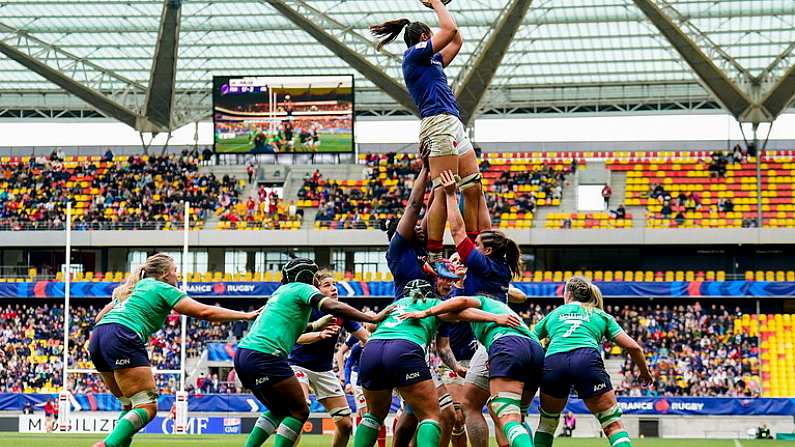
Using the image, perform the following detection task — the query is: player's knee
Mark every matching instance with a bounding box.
[537,409,561,434]
[335,415,353,435]
[602,420,624,437]
[129,389,159,419]
[440,404,456,427]
[452,402,465,426]
[487,392,522,421]
[595,404,622,430]
[330,406,353,428]
[290,404,310,422]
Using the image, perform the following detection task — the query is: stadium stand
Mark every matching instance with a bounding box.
[608,149,795,229]
[611,303,762,397]
[736,313,795,397]
[4,301,789,398]
[0,152,242,231]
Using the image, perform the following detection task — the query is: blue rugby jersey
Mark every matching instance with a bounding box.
[403,41,460,119]
[386,232,428,300]
[457,238,511,302]
[288,308,361,371]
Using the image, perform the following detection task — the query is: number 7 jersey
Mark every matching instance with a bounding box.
[533,302,624,357]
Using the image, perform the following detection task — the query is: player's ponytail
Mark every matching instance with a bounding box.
[565,276,603,312]
[479,230,523,277]
[112,253,176,303]
[370,19,411,50]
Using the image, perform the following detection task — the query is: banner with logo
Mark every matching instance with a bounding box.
[18,413,241,434]
[3,280,795,299]
[5,394,795,416]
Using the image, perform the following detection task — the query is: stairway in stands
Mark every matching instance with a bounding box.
[604,357,626,389]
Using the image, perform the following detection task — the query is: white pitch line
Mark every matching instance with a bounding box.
[734,439,744,447]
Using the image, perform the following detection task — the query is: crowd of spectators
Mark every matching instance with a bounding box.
[218,186,302,229]
[0,300,763,398]
[0,303,245,395]
[306,154,422,229]
[485,163,570,218]
[0,150,240,231]
[612,303,760,397]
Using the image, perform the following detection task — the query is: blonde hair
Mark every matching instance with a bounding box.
[565,276,604,311]
[314,269,335,286]
[113,253,175,303]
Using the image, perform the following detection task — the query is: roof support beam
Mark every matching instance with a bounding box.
[0,23,153,129]
[632,0,753,121]
[260,0,418,116]
[143,0,183,131]
[454,0,533,127]
[761,64,795,119]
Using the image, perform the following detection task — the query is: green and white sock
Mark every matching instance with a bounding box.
[504,421,533,447]
[608,430,632,447]
[104,408,151,447]
[354,413,383,447]
[416,419,441,447]
[273,416,305,447]
[245,411,283,447]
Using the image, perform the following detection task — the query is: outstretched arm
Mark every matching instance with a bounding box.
[428,0,459,54]
[440,308,521,328]
[508,285,528,304]
[436,336,467,377]
[336,343,351,382]
[440,170,468,246]
[319,299,394,324]
[396,151,430,241]
[95,300,116,323]
[440,31,463,67]
[614,332,653,386]
[399,296,480,320]
[174,298,259,322]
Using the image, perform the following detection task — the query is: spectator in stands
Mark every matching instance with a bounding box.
[102,148,114,162]
[718,198,734,213]
[650,183,665,200]
[756,424,773,439]
[732,144,745,163]
[613,203,627,219]
[674,211,686,226]
[247,163,255,184]
[201,148,213,166]
[709,151,728,178]
[661,200,673,218]
[562,412,576,437]
[602,184,613,209]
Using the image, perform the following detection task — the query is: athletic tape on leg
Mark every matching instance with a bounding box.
[596,405,623,428]
[438,393,454,411]
[121,408,151,431]
[330,406,352,422]
[487,392,522,417]
[457,172,482,191]
[360,413,383,430]
[255,411,281,435]
[537,409,561,434]
[129,389,158,407]
[119,397,132,408]
[276,416,304,442]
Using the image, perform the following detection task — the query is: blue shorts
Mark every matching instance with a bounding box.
[89,323,150,372]
[487,336,544,390]
[359,339,431,390]
[541,348,613,399]
[234,347,295,390]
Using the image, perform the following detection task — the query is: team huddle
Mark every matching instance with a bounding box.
[86,1,653,447]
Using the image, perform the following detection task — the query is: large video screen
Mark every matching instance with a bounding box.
[213,75,354,153]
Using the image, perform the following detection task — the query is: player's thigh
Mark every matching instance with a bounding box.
[400,379,441,421]
[269,375,311,418]
[362,388,393,419]
[583,389,618,414]
[539,392,567,414]
[319,395,351,413]
[99,371,124,398]
[457,149,480,178]
[114,366,156,397]
[429,154,458,178]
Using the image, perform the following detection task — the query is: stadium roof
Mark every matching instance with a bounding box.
[0,0,794,130]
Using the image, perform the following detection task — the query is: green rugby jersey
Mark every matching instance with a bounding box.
[469,295,536,350]
[238,282,324,357]
[97,278,186,341]
[369,296,442,349]
[533,302,624,357]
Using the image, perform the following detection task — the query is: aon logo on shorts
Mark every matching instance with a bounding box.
[405,372,420,380]
[115,359,131,366]
[593,383,607,392]
[256,376,270,386]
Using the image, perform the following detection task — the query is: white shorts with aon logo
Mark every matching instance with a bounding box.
[291,365,346,400]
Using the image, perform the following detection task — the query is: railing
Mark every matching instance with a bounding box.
[0,221,205,231]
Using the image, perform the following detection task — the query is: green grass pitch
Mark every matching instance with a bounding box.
[215,133,352,153]
[0,434,791,447]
